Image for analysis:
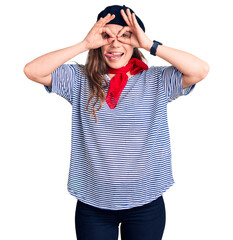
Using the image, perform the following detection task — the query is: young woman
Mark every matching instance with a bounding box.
[24,5,209,240]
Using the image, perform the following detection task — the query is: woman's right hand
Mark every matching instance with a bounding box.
[83,13,116,50]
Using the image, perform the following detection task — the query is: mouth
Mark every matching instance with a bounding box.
[104,52,124,60]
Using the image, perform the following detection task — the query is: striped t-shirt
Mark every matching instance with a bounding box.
[45,63,195,210]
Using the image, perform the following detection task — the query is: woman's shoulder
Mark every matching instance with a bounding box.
[66,62,88,78]
[147,65,166,72]
[68,61,85,71]
[144,65,164,78]
[145,65,178,78]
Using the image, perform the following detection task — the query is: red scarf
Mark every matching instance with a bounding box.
[105,58,148,109]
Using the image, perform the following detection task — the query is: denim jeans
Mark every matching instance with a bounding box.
[75,196,166,240]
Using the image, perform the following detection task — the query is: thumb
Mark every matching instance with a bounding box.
[116,36,131,45]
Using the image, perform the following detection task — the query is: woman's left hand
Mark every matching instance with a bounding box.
[117,9,153,51]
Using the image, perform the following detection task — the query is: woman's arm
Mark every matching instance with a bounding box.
[23,13,115,87]
[155,45,209,88]
[23,42,88,87]
[118,9,209,88]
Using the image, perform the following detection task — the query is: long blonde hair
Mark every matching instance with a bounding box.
[85,47,146,124]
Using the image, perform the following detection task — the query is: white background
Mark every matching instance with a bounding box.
[1,0,232,239]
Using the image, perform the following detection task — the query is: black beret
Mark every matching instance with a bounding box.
[97,5,145,32]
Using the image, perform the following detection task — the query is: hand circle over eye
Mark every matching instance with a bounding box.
[83,13,116,50]
[116,8,153,50]
[117,26,132,38]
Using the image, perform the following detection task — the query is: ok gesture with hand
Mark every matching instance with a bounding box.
[83,13,116,50]
[117,9,153,51]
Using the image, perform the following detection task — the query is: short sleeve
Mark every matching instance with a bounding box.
[44,64,77,104]
[160,65,195,102]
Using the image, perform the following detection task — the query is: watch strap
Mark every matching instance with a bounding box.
[150,40,162,56]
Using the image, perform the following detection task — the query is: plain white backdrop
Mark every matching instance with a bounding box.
[1,0,232,239]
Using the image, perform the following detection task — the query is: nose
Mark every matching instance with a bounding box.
[110,37,121,48]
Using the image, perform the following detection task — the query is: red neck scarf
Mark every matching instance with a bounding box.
[105,58,148,109]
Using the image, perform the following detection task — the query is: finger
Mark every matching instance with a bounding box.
[120,9,131,26]
[118,34,140,48]
[96,15,108,26]
[117,26,131,37]
[102,13,115,25]
[126,8,133,26]
[103,27,116,38]
[117,36,131,45]
[97,13,114,27]
[131,12,141,29]
[102,36,115,46]
[102,38,112,46]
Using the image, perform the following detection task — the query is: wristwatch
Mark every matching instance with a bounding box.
[150,40,162,56]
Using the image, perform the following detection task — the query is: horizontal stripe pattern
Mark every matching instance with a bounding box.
[45,63,195,210]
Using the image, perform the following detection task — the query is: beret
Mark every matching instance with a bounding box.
[97,5,145,32]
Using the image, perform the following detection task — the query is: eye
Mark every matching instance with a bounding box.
[102,33,111,39]
[121,32,132,38]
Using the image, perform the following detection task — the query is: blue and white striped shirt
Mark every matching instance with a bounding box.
[45,63,195,210]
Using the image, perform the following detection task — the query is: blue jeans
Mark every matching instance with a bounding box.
[75,196,166,240]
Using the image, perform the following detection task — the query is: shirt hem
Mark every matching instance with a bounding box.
[67,180,175,211]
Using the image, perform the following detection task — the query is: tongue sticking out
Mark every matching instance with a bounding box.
[105,53,124,58]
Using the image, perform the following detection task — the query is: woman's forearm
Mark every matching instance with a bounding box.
[24,40,88,80]
[155,45,209,85]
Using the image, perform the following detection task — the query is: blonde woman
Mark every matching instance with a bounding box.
[24,5,209,240]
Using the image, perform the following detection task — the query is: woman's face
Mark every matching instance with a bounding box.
[101,24,134,69]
